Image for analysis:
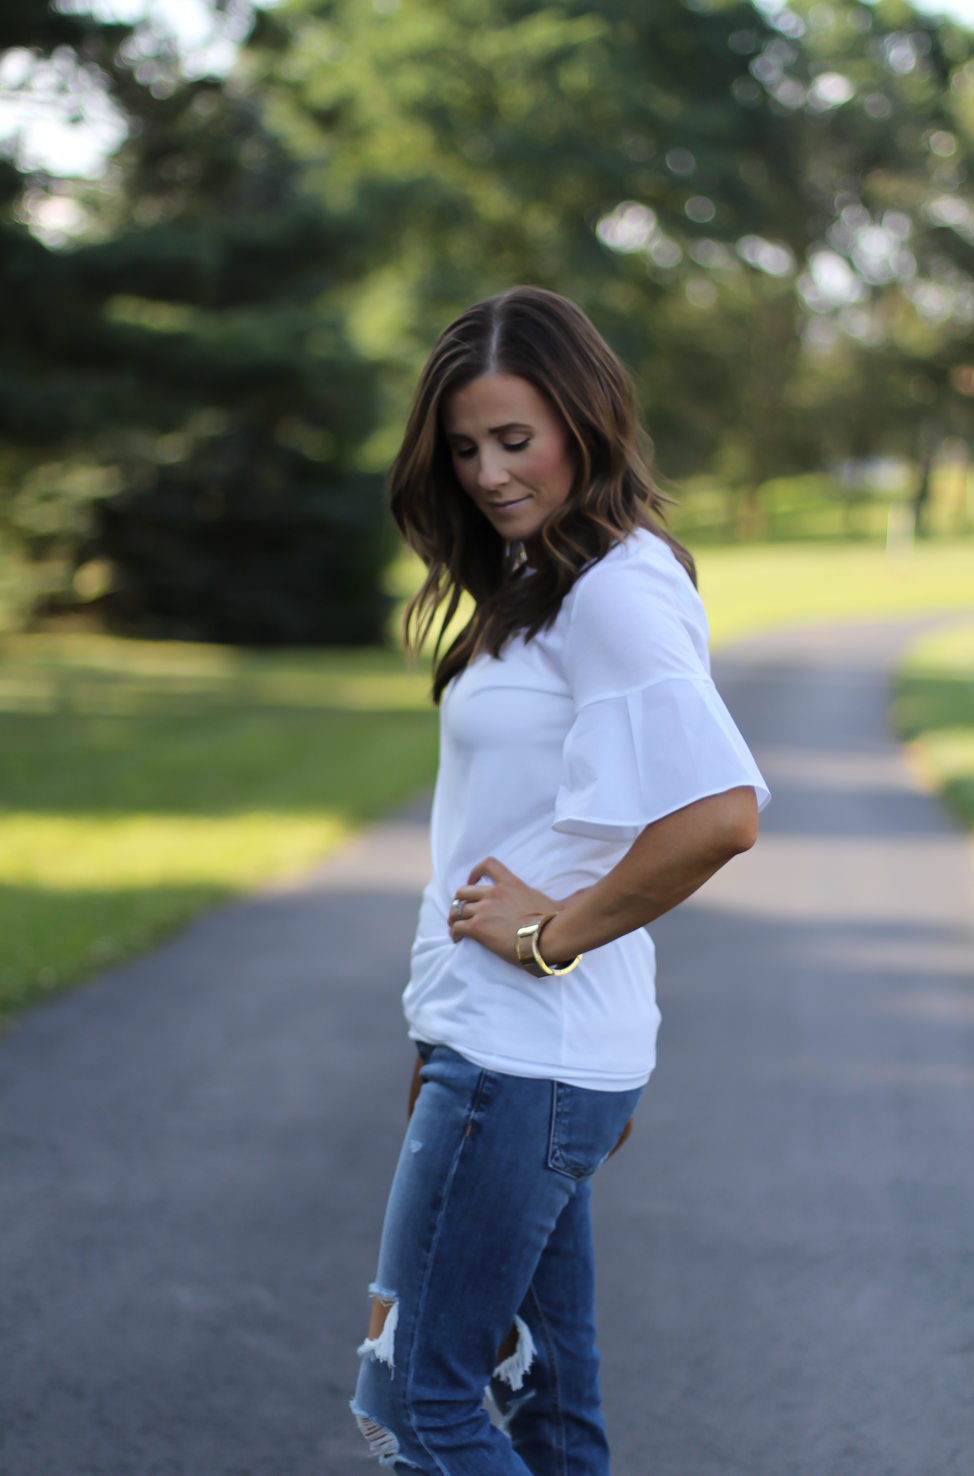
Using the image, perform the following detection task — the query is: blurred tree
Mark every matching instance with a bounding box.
[767,0,974,511]
[246,0,808,470]
[247,0,974,525]
[0,0,394,641]
[5,0,974,635]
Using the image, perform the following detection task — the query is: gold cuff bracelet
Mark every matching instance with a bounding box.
[515,914,583,979]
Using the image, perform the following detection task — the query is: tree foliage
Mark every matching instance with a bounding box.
[0,0,393,640]
[249,0,974,488]
[2,0,974,637]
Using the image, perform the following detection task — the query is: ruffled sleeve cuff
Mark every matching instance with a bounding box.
[552,676,770,842]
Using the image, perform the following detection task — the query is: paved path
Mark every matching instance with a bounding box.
[1,620,973,1475]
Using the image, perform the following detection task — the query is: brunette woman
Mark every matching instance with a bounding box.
[352,286,768,1473]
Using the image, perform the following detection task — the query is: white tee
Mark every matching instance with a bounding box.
[402,528,770,1091]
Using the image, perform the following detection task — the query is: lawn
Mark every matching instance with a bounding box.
[2,536,973,1024]
[695,540,974,649]
[893,619,974,834]
[0,636,439,1022]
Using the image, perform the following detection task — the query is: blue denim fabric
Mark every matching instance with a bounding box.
[352,1044,642,1474]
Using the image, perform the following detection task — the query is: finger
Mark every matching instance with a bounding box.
[446,894,485,930]
[454,884,490,903]
[449,914,479,943]
[467,856,517,886]
[448,897,483,925]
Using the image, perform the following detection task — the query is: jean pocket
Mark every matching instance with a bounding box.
[547,1081,644,1180]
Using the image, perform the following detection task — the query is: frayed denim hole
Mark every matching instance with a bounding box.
[350,1401,421,1469]
[357,1287,398,1373]
[492,1314,536,1392]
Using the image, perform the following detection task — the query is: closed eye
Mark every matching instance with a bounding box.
[453,440,530,459]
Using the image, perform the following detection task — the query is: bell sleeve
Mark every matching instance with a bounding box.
[553,549,770,841]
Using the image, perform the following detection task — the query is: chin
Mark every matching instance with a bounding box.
[506,514,546,540]
[485,518,532,542]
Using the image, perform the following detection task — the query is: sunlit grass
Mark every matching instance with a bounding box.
[696,540,974,649]
[0,812,351,888]
[0,636,439,1022]
[0,813,352,1016]
[893,620,974,834]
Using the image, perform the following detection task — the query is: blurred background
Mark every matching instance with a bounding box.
[2,0,974,1019]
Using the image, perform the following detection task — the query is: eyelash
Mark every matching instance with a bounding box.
[454,440,529,459]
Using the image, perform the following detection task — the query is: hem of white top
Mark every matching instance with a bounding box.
[553,777,770,841]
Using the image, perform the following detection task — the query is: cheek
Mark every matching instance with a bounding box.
[525,442,574,501]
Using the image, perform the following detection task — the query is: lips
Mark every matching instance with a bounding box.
[485,495,530,513]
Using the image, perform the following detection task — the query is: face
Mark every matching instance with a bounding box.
[441,374,575,556]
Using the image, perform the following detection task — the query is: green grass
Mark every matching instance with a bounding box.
[3,536,974,1026]
[0,635,439,1022]
[893,620,974,834]
[694,540,974,649]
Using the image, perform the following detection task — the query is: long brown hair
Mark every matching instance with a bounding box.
[391,286,695,702]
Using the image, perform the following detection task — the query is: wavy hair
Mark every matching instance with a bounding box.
[390,286,695,702]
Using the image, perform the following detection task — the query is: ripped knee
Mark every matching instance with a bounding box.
[358,1284,398,1371]
[354,1287,418,1466]
[350,1400,420,1468]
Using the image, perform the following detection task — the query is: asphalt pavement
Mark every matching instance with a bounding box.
[1,619,973,1475]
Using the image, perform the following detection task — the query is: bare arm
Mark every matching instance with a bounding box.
[449,786,759,967]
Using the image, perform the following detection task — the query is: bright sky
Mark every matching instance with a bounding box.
[912,0,974,24]
[0,0,254,177]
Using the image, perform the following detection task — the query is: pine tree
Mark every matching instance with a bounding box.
[0,1,394,642]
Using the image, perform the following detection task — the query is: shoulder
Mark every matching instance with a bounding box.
[567,528,703,628]
[561,529,711,700]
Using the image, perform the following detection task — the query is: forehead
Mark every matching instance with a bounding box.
[442,374,553,433]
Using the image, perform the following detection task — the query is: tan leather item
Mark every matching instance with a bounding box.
[607,1115,634,1157]
[407,1052,423,1120]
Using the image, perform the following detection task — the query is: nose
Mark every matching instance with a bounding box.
[477,448,510,491]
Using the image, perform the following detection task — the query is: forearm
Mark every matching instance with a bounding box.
[540,787,758,964]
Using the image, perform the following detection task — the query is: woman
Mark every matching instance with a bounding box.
[352,286,769,1473]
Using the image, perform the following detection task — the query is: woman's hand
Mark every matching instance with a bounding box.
[449,788,759,971]
[449,789,758,970]
[448,857,573,968]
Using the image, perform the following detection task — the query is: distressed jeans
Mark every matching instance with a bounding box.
[352,1044,642,1474]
